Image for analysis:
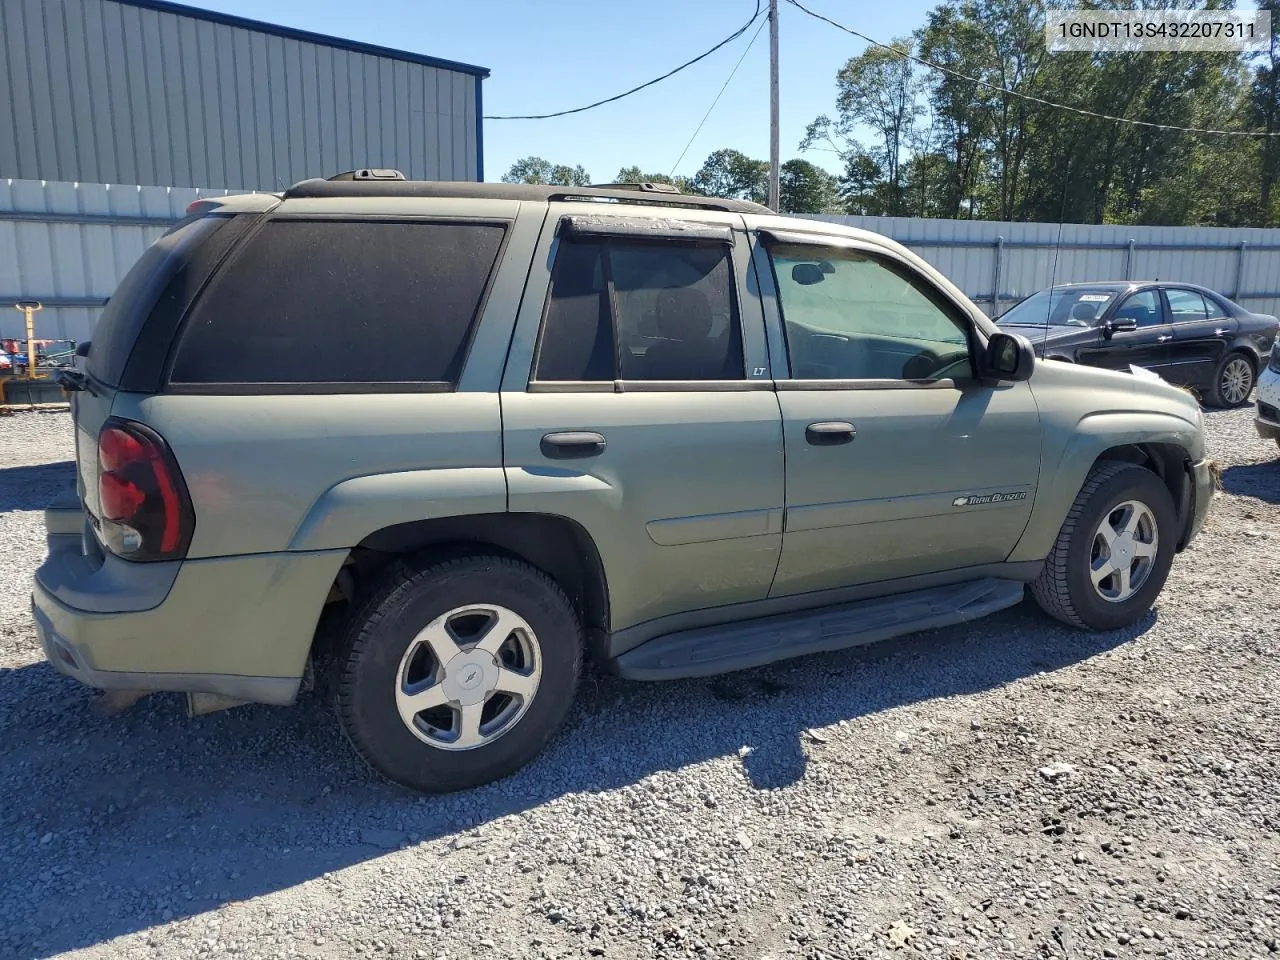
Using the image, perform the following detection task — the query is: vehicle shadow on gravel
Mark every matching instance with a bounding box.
[0,599,1151,957]
[0,460,75,513]
[1221,461,1280,504]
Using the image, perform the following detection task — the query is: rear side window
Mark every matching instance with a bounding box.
[169,219,506,388]
[533,236,744,383]
[1166,289,1210,324]
[87,214,230,388]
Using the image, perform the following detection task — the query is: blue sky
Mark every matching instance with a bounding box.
[185,0,938,182]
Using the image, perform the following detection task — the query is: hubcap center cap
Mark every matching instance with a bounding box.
[441,650,499,706]
[1112,533,1136,568]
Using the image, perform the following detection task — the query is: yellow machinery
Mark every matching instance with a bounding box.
[2,300,69,409]
[14,300,42,378]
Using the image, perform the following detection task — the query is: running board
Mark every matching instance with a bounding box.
[614,577,1025,681]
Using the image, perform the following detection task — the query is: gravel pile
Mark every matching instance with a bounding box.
[1,407,1277,960]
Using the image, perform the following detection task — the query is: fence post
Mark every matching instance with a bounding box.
[1125,239,1136,280]
[992,236,1004,316]
[1236,240,1248,300]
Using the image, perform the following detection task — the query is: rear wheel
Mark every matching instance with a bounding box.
[1030,462,1178,631]
[1207,352,1255,408]
[336,554,582,793]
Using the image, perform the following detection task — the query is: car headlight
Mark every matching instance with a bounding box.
[1269,342,1280,373]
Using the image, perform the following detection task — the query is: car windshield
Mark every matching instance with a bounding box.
[998,288,1119,327]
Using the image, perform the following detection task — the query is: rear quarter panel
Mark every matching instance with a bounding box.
[113,392,508,558]
[116,197,545,559]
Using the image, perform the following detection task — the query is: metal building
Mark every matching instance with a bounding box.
[0,0,489,190]
[1,0,488,345]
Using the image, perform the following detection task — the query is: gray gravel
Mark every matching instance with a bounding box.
[1,406,1278,960]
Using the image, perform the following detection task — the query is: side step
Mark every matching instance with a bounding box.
[614,577,1025,681]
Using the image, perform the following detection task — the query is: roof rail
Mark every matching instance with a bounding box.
[281,177,772,214]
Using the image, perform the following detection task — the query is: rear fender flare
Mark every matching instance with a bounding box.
[288,467,508,552]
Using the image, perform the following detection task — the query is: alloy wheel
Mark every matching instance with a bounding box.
[1089,499,1159,603]
[394,604,543,751]
[1220,356,1253,405]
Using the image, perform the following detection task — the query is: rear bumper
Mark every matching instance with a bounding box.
[34,598,302,704]
[32,505,346,706]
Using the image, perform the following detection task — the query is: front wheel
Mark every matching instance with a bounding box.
[1030,462,1178,631]
[336,554,582,793]
[1207,352,1255,408]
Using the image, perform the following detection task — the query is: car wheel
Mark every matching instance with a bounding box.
[1030,461,1178,631]
[336,554,582,793]
[1207,351,1255,408]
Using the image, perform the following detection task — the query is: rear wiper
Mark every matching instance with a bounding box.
[54,369,90,393]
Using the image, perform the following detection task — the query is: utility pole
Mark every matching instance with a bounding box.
[768,0,780,212]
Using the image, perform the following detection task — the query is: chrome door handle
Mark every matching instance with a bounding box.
[1157,335,1172,342]
[1213,328,1228,337]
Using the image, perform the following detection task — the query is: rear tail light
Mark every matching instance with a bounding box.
[97,418,194,561]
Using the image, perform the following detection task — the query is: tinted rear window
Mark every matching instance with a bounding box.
[87,214,229,388]
[169,219,506,387]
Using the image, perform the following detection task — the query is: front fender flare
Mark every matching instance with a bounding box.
[1007,410,1202,563]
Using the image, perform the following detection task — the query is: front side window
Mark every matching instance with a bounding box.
[767,244,971,381]
[1112,290,1162,327]
[532,236,744,383]
[1166,289,1210,324]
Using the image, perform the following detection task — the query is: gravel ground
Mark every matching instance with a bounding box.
[1,406,1278,960]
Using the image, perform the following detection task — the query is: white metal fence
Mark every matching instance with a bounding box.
[811,214,1280,320]
[5,178,1280,345]
[0,178,270,343]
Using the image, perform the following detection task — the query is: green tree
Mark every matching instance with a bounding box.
[690,149,769,202]
[1250,0,1280,224]
[837,152,887,215]
[501,156,591,186]
[802,38,923,214]
[780,159,840,213]
[915,2,995,217]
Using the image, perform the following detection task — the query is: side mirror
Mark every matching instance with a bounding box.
[791,263,826,285]
[982,332,1035,382]
[1104,317,1138,338]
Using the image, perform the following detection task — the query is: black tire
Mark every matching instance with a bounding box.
[1029,461,1178,631]
[1206,351,1255,408]
[336,554,582,793]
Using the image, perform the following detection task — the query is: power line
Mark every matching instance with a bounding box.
[484,2,763,120]
[669,14,771,177]
[786,0,1280,139]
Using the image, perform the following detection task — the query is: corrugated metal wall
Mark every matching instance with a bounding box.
[0,177,272,341]
[0,0,483,191]
[8,185,1280,345]
[811,215,1280,319]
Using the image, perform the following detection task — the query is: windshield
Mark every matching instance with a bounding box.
[998,288,1118,327]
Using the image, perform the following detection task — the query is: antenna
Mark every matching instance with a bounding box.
[1043,150,1074,357]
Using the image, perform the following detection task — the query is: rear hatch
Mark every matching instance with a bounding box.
[75,202,272,528]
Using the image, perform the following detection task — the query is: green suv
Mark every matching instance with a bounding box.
[34,173,1215,793]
